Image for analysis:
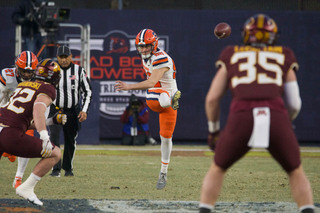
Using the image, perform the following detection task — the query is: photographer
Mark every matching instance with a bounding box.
[12,0,43,54]
[120,94,152,146]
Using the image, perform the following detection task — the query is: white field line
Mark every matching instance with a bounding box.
[76,147,320,153]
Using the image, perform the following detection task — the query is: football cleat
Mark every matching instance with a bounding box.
[16,184,43,206]
[2,153,16,162]
[13,176,22,188]
[156,172,167,190]
[27,193,43,206]
[65,170,74,177]
[171,90,181,110]
[50,170,61,177]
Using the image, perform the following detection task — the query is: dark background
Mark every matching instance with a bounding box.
[1,0,320,10]
[1,1,320,145]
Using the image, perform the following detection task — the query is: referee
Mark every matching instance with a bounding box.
[49,46,92,177]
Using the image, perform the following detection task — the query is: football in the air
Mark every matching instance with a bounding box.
[214,22,231,39]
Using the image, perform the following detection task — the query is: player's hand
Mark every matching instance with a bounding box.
[53,111,67,125]
[208,131,219,151]
[115,81,129,91]
[39,130,53,158]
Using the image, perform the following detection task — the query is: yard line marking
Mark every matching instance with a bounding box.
[76,147,320,153]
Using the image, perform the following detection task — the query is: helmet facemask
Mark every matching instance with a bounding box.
[136,44,153,59]
[17,67,36,81]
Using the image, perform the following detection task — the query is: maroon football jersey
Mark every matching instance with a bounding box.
[216,45,298,112]
[0,81,56,132]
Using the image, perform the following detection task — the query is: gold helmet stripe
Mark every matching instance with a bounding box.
[40,58,50,66]
[257,14,265,29]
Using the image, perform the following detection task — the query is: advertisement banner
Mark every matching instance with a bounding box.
[1,8,320,143]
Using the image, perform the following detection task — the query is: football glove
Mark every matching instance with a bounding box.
[46,111,67,126]
[207,131,219,151]
[39,130,53,158]
[53,111,67,125]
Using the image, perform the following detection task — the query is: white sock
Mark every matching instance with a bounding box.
[160,135,172,173]
[199,203,213,210]
[15,157,30,178]
[159,93,171,108]
[23,173,41,189]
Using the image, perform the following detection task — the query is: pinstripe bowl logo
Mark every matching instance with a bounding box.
[99,81,146,119]
[96,30,168,120]
[65,30,168,120]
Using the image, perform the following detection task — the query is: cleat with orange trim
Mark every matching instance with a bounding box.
[13,176,22,188]
[8,155,16,162]
[2,152,10,157]
[2,153,16,162]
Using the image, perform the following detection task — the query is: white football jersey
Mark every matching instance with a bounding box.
[142,49,178,95]
[0,68,20,106]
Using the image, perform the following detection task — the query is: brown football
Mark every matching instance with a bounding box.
[214,22,231,39]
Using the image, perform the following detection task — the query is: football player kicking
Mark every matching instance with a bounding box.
[0,52,66,190]
[0,59,63,206]
[199,14,315,213]
[115,29,181,190]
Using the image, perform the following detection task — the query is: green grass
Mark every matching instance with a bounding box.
[1,145,319,203]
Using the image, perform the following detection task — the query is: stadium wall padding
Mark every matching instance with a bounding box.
[1,8,320,144]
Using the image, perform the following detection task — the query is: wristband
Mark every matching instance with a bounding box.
[208,121,220,133]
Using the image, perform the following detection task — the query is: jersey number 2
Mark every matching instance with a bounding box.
[6,88,35,114]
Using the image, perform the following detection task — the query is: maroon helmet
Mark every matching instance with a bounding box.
[35,58,61,87]
[242,14,278,46]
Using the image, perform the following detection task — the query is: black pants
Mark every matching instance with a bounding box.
[121,134,148,146]
[49,105,80,172]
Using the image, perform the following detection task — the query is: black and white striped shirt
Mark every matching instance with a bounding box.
[54,63,92,113]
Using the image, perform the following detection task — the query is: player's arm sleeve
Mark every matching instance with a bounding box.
[152,56,170,69]
[283,81,301,121]
[80,67,92,113]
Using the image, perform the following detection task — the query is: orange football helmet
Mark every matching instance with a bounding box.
[35,58,61,87]
[15,51,38,81]
[135,29,159,59]
[242,14,278,46]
